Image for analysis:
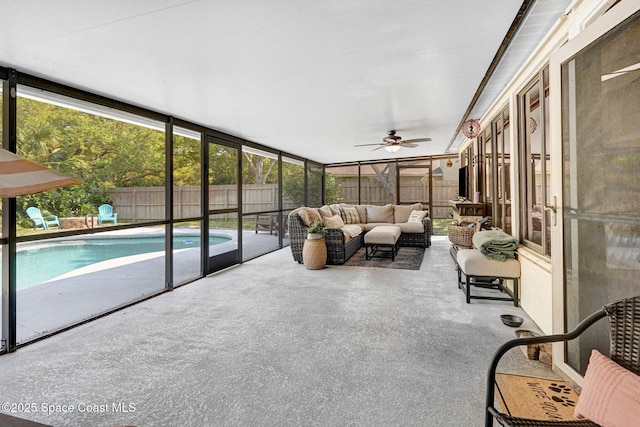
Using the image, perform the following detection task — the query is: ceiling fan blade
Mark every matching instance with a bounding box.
[401,143,419,148]
[372,145,387,151]
[354,143,385,147]
[402,137,432,143]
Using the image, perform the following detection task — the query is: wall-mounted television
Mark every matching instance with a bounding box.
[458,166,468,199]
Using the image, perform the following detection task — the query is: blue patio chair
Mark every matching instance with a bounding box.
[97,204,118,225]
[26,207,61,230]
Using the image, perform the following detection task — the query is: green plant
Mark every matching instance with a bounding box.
[307,221,326,234]
[282,164,342,207]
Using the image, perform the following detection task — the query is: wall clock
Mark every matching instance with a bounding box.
[462,119,481,139]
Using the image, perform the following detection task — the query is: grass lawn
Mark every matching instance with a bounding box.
[432,218,452,236]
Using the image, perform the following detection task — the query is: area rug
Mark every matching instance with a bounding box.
[495,373,580,421]
[342,247,425,270]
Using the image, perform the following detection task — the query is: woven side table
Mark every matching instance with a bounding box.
[303,238,327,270]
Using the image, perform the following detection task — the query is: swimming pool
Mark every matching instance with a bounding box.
[15,235,231,290]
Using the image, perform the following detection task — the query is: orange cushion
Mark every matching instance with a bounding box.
[574,349,640,426]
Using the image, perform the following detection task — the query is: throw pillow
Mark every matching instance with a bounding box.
[408,210,428,223]
[296,207,323,226]
[318,205,333,219]
[574,349,640,426]
[340,206,360,224]
[355,205,367,223]
[325,214,345,229]
[329,204,341,216]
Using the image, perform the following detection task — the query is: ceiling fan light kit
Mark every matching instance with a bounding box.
[354,130,432,152]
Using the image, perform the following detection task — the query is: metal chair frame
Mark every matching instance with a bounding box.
[485,295,640,427]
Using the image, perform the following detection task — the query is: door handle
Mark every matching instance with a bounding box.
[544,196,557,226]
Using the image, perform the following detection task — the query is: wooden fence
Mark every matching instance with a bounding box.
[109,180,457,221]
[334,178,457,218]
[109,185,290,221]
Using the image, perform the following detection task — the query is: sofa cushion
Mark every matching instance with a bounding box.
[325,214,345,229]
[340,206,360,224]
[456,249,520,278]
[366,204,394,223]
[393,222,425,234]
[362,223,390,232]
[574,349,640,426]
[342,224,363,238]
[394,203,422,223]
[408,210,428,223]
[318,205,333,219]
[295,207,323,226]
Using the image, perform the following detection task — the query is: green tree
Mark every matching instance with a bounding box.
[243,153,277,184]
[15,97,166,222]
[281,163,341,207]
[209,144,237,185]
[173,135,201,186]
[324,173,341,204]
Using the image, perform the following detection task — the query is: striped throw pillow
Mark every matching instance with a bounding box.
[340,206,360,224]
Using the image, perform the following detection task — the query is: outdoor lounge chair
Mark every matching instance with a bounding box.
[97,204,118,225]
[255,212,276,234]
[26,206,61,230]
[485,295,640,426]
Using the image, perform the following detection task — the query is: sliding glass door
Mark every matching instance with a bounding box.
[552,5,640,375]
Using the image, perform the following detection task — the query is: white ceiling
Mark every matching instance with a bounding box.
[0,0,571,164]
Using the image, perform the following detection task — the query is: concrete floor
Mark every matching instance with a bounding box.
[0,236,555,427]
[13,228,283,343]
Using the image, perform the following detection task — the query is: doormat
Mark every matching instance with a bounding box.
[495,373,579,421]
[343,247,424,270]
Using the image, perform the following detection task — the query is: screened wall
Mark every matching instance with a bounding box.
[0,71,317,352]
[324,156,458,235]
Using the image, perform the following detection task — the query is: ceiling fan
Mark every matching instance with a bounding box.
[354,130,432,153]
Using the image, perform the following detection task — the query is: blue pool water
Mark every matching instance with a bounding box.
[16,235,230,291]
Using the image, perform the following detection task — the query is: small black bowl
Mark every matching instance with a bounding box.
[500,314,524,327]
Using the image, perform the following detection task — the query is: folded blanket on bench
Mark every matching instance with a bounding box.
[472,230,517,261]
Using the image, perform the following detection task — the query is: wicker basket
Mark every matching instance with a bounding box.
[448,224,475,249]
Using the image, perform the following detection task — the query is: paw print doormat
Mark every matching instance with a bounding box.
[495,373,580,421]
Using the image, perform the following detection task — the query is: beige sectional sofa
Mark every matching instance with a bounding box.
[288,203,431,265]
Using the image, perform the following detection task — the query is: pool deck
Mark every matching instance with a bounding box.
[12,228,286,344]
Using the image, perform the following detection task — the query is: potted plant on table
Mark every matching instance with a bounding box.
[306,221,326,240]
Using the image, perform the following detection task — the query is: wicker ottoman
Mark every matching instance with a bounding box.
[456,249,520,306]
[364,225,401,261]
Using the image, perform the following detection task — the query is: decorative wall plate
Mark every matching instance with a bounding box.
[462,119,481,139]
